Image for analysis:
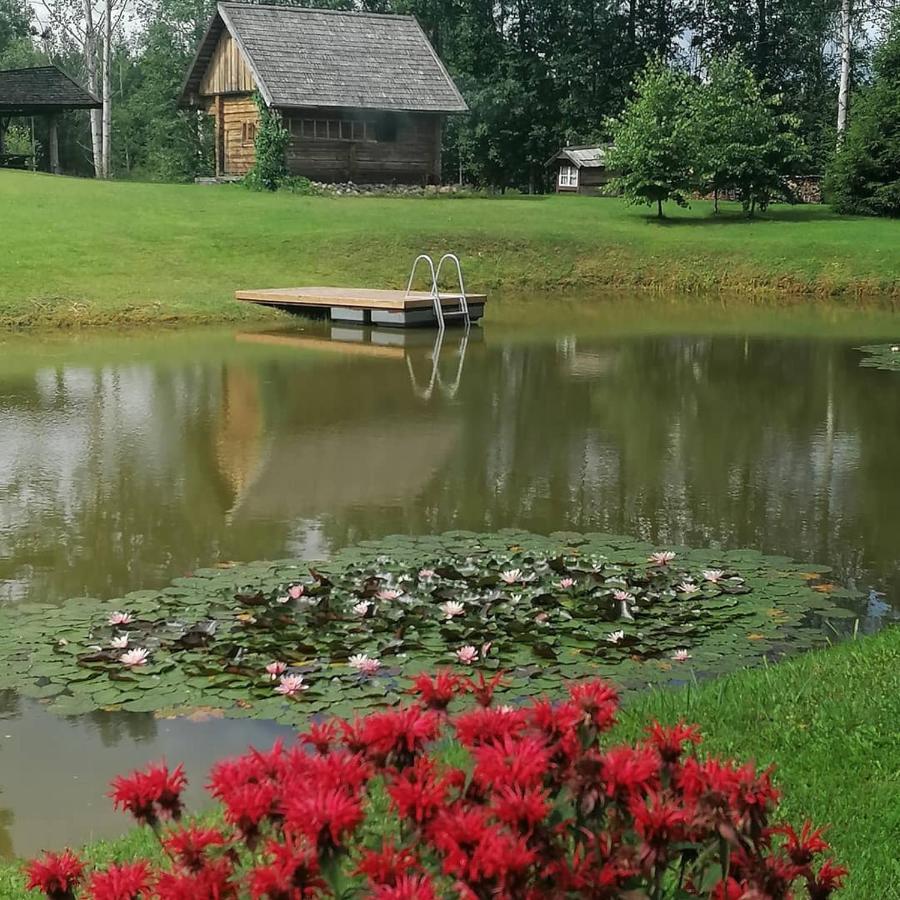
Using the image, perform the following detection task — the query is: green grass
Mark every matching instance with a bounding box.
[1,628,896,897]
[2,170,900,328]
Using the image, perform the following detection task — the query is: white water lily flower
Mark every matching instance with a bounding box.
[275,674,308,696]
[110,634,129,650]
[613,589,635,603]
[376,588,403,602]
[120,648,149,667]
[648,551,676,566]
[418,568,436,580]
[557,578,575,590]
[440,601,465,619]
[352,601,371,616]
[606,630,625,644]
[499,569,522,584]
[672,649,692,661]
[349,654,382,675]
[678,581,700,594]
[703,569,725,583]
[108,611,133,626]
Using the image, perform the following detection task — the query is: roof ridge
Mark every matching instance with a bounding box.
[0,64,58,75]
[217,2,416,22]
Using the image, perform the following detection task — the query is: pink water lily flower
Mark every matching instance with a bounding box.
[607,630,625,644]
[678,581,700,594]
[120,648,149,667]
[275,674,308,697]
[108,611,133,626]
[613,589,635,603]
[703,569,725,583]
[672,649,692,662]
[110,634,129,650]
[456,645,478,664]
[418,568,436,580]
[376,588,403,602]
[349,654,382,676]
[499,569,522,584]
[352,601,371,617]
[288,584,305,600]
[440,601,465,619]
[266,661,287,680]
[648,551,676,566]
[557,578,576,590]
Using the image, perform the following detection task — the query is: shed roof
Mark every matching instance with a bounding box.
[0,65,100,115]
[546,145,610,168]
[181,2,467,114]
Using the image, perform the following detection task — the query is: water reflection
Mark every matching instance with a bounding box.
[1,311,900,852]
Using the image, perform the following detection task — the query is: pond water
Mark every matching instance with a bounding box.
[1,295,899,857]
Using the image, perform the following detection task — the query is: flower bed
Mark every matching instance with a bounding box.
[25,674,846,899]
[0,531,859,724]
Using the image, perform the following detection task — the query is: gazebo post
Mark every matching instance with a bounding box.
[48,114,61,174]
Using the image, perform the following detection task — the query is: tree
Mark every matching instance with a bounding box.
[827,11,900,217]
[606,61,698,218]
[694,51,805,215]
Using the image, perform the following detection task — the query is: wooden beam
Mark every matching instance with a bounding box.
[48,114,60,174]
[234,287,487,311]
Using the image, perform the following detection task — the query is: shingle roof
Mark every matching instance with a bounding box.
[181,3,467,114]
[0,65,100,114]
[546,145,611,168]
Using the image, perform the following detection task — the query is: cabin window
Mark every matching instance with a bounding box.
[241,122,257,144]
[294,118,377,142]
[558,164,578,188]
[374,115,398,143]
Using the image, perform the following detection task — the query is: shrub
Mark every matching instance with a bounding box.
[24,674,846,899]
[245,92,289,192]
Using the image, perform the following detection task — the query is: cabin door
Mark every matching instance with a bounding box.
[214,96,225,176]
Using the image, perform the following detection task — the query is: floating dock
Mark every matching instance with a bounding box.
[234,286,486,328]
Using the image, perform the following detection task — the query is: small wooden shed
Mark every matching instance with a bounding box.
[546,145,613,195]
[179,2,468,183]
[0,66,100,173]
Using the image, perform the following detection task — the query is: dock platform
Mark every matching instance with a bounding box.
[235,286,486,328]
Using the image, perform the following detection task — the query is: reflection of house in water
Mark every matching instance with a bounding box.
[221,327,476,520]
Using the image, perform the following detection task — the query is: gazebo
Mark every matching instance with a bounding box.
[0,65,100,173]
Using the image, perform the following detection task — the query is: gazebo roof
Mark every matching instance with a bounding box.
[0,65,100,115]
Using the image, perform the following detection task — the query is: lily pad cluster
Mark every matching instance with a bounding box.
[858,343,900,371]
[0,530,860,726]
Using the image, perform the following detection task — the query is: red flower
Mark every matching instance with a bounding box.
[249,838,324,899]
[110,761,187,826]
[630,792,690,869]
[208,754,266,800]
[386,757,451,826]
[568,679,619,731]
[463,671,506,707]
[453,706,527,748]
[710,876,745,900]
[85,861,153,900]
[25,850,84,900]
[359,707,442,767]
[808,859,849,899]
[300,721,337,755]
[162,826,227,872]
[154,858,236,900]
[472,734,551,790]
[221,781,279,845]
[600,746,661,799]
[371,873,438,899]
[356,842,420,888]
[489,784,551,832]
[773,819,831,866]
[283,786,363,853]
[303,749,371,794]
[409,670,463,711]
[644,721,702,763]
[529,698,583,769]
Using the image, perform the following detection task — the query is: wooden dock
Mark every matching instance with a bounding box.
[235,286,486,328]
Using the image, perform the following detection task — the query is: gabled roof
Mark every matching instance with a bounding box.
[180,2,467,114]
[546,145,611,168]
[0,65,100,115]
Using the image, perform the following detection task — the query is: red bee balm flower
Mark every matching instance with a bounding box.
[569,679,619,731]
[358,707,441,767]
[109,761,186,827]
[356,841,421,888]
[644,721,702,763]
[162,826,227,872]
[409,670,463,711]
[809,860,849,899]
[86,861,153,900]
[249,838,324,899]
[773,819,832,866]
[25,850,84,900]
[283,786,364,853]
[372,873,438,899]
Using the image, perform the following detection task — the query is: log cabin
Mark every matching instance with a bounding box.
[179,3,467,183]
[547,145,614,195]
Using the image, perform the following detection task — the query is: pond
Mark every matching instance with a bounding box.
[1,295,899,857]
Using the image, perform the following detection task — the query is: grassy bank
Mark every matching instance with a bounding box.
[1,628,896,897]
[3,171,900,329]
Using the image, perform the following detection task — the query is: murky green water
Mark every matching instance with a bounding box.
[1,296,899,856]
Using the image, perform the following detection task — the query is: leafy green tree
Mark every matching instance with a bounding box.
[0,0,38,67]
[694,51,805,215]
[827,12,900,218]
[606,61,698,218]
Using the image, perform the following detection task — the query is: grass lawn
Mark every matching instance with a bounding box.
[2,170,900,328]
[1,627,896,897]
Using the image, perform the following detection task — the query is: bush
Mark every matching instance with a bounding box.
[24,674,846,899]
[245,93,289,192]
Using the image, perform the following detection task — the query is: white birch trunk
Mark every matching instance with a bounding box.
[82,0,102,175]
[101,0,112,177]
[836,0,851,141]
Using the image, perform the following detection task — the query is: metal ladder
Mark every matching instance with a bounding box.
[406,328,470,401]
[405,253,471,330]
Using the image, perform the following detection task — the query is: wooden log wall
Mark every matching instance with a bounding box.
[200,33,255,96]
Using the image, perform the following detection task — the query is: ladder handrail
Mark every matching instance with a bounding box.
[405,253,471,331]
[436,253,470,329]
